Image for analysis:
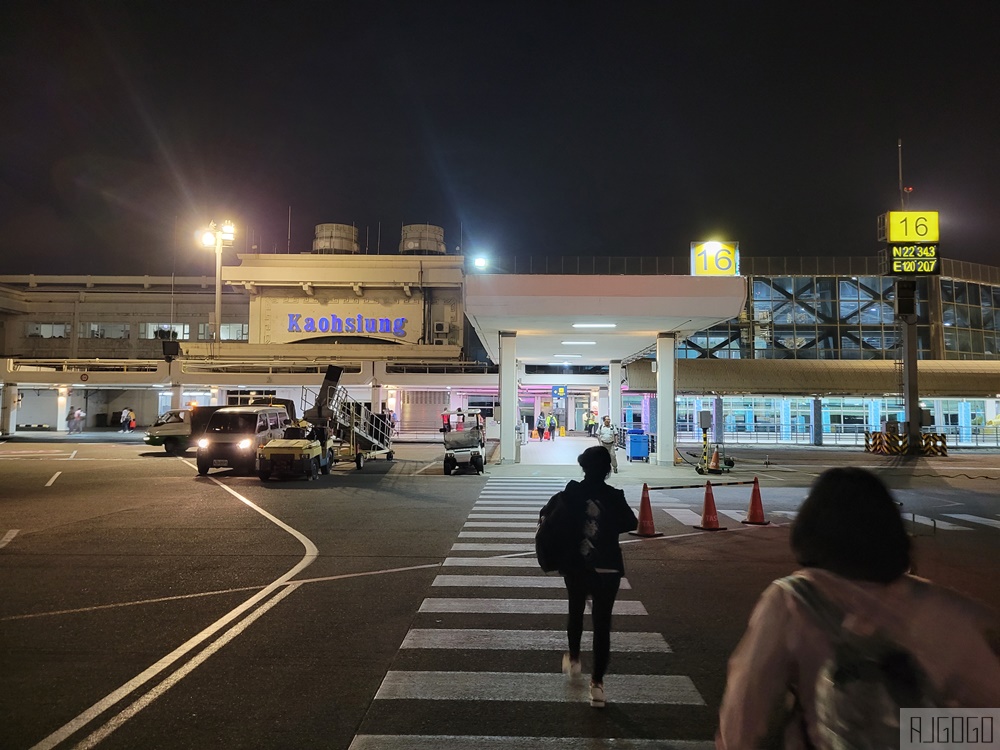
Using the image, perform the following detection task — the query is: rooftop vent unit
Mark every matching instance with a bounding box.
[400,224,446,255]
[312,223,359,254]
[433,321,449,335]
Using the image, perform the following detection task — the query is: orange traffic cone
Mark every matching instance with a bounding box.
[695,480,726,530]
[630,483,664,538]
[742,476,770,526]
[709,448,721,471]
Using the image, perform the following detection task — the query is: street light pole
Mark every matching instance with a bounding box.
[214,234,223,343]
[201,221,236,344]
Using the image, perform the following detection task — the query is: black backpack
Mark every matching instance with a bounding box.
[777,576,939,750]
[536,490,582,573]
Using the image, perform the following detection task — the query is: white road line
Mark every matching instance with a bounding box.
[433,575,631,590]
[458,531,536,539]
[350,736,714,750]
[69,450,78,460]
[0,529,19,549]
[4,563,442,623]
[374,671,704,704]
[943,514,1000,530]
[74,583,303,750]
[401,629,670,652]
[418,598,648,615]
[463,521,537,528]
[44,471,62,487]
[30,473,319,750]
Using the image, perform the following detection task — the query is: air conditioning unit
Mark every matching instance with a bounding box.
[433,321,449,335]
[433,337,448,346]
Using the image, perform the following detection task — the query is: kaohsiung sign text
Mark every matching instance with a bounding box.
[287,313,407,337]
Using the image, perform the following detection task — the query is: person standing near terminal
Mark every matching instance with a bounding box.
[596,416,618,473]
[537,411,546,441]
[120,407,130,433]
[539,446,638,708]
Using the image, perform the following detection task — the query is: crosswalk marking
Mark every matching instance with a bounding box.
[419,598,648,615]
[451,543,536,552]
[353,474,709,747]
[401,629,670,652]
[662,509,704,526]
[374,671,705,705]
[944,514,1000,530]
[718,510,747,522]
[350,736,715,750]
[433,575,631,589]
[442,557,539,567]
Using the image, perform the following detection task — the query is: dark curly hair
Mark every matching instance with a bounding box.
[790,467,911,584]
[578,445,612,480]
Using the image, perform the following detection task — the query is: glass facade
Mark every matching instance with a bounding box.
[681,274,998,362]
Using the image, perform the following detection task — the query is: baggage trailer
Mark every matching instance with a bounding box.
[303,366,394,470]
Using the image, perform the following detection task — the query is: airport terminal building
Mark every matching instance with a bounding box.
[2,223,999,464]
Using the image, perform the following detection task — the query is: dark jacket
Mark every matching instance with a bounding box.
[539,478,638,575]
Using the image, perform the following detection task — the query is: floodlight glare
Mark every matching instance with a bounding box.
[473,256,488,269]
[200,231,216,247]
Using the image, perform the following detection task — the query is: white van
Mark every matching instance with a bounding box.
[196,405,289,475]
[143,406,223,454]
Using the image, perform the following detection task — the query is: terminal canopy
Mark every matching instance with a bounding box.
[464,274,748,364]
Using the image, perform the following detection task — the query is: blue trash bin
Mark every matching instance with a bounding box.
[626,430,649,462]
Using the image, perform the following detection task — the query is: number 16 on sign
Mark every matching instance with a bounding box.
[691,241,740,276]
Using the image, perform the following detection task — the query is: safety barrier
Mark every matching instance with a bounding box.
[865,431,946,456]
[921,433,948,456]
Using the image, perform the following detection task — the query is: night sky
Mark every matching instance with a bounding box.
[2,1,998,277]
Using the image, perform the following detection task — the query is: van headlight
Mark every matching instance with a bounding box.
[197,438,209,449]
[238,438,253,450]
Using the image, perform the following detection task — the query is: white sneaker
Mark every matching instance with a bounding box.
[561,652,581,676]
[589,681,606,708]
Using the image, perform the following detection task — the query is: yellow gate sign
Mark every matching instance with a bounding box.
[691,241,739,276]
[885,212,939,243]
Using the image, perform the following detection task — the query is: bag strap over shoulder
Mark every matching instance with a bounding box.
[775,575,844,636]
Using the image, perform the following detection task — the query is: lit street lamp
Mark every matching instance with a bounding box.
[200,221,235,342]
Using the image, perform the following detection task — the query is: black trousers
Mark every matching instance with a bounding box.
[563,569,622,682]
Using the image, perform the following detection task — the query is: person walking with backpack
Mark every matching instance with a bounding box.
[596,415,618,473]
[548,412,558,440]
[538,446,638,708]
[716,467,1000,749]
